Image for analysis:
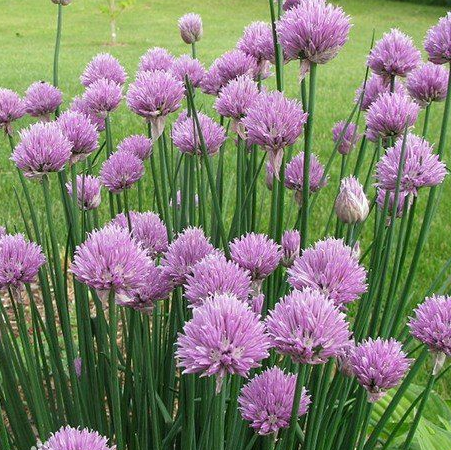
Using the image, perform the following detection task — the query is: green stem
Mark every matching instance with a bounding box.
[53,3,63,116]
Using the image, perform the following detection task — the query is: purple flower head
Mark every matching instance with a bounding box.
[139,47,175,73]
[350,338,411,402]
[41,426,115,450]
[201,59,223,96]
[251,293,265,315]
[355,74,405,111]
[71,225,151,301]
[242,91,307,177]
[376,189,411,220]
[184,253,252,307]
[0,227,6,240]
[239,367,310,435]
[281,229,301,267]
[81,53,127,87]
[111,211,168,258]
[83,78,122,118]
[70,95,105,131]
[118,134,153,160]
[0,233,46,302]
[365,92,420,143]
[335,176,369,224]
[230,233,282,282]
[176,294,270,392]
[265,162,275,190]
[57,110,99,164]
[171,54,206,88]
[66,175,102,210]
[406,62,449,107]
[266,288,352,364]
[24,81,62,120]
[376,133,446,196]
[100,151,144,194]
[425,13,451,65]
[11,122,71,179]
[216,49,259,87]
[179,13,203,44]
[172,111,226,156]
[368,29,421,80]
[332,121,360,155]
[0,88,25,135]
[161,227,215,286]
[283,0,302,11]
[288,237,367,307]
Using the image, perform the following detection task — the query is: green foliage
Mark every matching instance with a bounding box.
[98,0,136,20]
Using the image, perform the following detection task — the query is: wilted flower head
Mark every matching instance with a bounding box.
[11,122,71,179]
[281,229,301,268]
[332,121,360,155]
[201,59,223,96]
[112,211,168,258]
[365,92,419,143]
[184,253,251,307]
[0,233,46,301]
[178,13,203,44]
[266,289,352,364]
[41,426,115,450]
[171,55,206,87]
[288,237,367,307]
[424,13,451,65]
[350,338,411,402]
[57,110,99,163]
[376,133,446,195]
[376,189,411,219]
[216,49,259,87]
[118,134,153,160]
[239,367,311,435]
[66,175,102,210]
[83,78,122,118]
[100,151,144,194]
[230,233,281,281]
[138,47,174,73]
[172,111,226,156]
[80,53,127,87]
[242,91,307,177]
[0,88,25,135]
[24,81,62,119]
[368,29,421,80]
[355,74,405,111]
[161,227,215,286]
[406,62,449,107]
[70,95,105,131]
[335,176,369,224]
[176,294,270,392]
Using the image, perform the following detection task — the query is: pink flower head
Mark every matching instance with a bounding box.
[83,78,122,118]
[80,53,127,87]
[288,237,367,307]
[118,134,153,160]
[239,367,310,435]
[201,59,223,96]
[350,338,411,402]
[24,81,62,119]
[66,174,102,210]
[178,13,203,44]
[283,0,302,11]
[11,122,71,179]
[424,13,451,65]
[335,176,369,224]
[0,88,25,135]
[281,229,301,267]
[355,74,405,111]
[176,294,270,392]
[70,95,105,131]
[41,426,115,450]
[216,49,259,87]
[332,121,360,155]
[100,151,144,194]
[266,288,352,364]
[171,54,206,88]
[376,133,446,195]
[138,47,175,73]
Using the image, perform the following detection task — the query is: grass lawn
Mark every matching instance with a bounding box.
[0,0,450,388]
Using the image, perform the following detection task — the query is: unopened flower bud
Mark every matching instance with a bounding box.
[178,13,203,44]
[335,176,369,224]
[281,230,301,267]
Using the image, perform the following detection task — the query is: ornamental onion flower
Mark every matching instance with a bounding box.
[424,13,451,65]
[176,294,270,392]
[355,74,405,111]
[70,95,105,131]
[178,13,203,45]
[376,189,411,220]
[332,121,361,155]
[283,0,302,11]
[41,426,115,450]
[350,338,411,402]
[216,49,259,87]
[335,176,369,224]
[266,289,352,364]
[11,122,72,179]
[138,47,174,73]
[0,88,25,135]
[238,367,311,435]
[376,133,446,195]
[66,175,102,210]
[83,78,122,118]
[288,237,367,307]
[281,229,301,268]
[201,59,223,96]
[80,53,127,87]
[117,135,153,160]
[24,81,62,120]
[171,55,206,87]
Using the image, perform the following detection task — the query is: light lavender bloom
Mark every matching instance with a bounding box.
[239,367,311,435]
[176,294,270,392]
[66,175,102,210]
[281,229,301,267]
[376,133,446,195]
[178,13,203,44]
[288,237,367,307]
[406,62,449,107]
[376,189,412,220]
[118,135,153,160]
[100,151,144,194]
[282,0,302,11]
[0,88,25,135]
[332,121,361,155]
[41,426,115,450]
[11,122,72,179]
[201,59,223,96]
[266,289,352,364]
[251,293,265,315]
[138,47,175,73]
[216,49,259,87]
[350,338,411,402]
[171,55,206,87]
[24,81,62,120]
[355,74,405,111]
[80,53,127,87]
[335,176,369,224]
[70,95,106,131]
[367,29,421,80]
[83,78,122,118]
[424,13,451,65]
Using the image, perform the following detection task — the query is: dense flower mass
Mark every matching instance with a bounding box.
[41,426,115,450]
[176,294,270,391]
[117,134,153,160]
[355,74,405,111]
[424,13,451,65]
[83,78,122,117]
[24,81,62,119]
[266,289,352,364]
[335,176,369,224]
[66,174,102,210]
[201,59,223,95]
[70,95,105,131]
[178,13,203,44]
[80,53,127,87]
[171,55,206,87]
[350,338,411,402]
[288,237,367,307]
[0,88,25,134]
[216,49,259,86]
[239,367,311,435]
[332,121,360,155]
[100,151,144,193]
[376,133,446,195]
[138,47,175,73]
